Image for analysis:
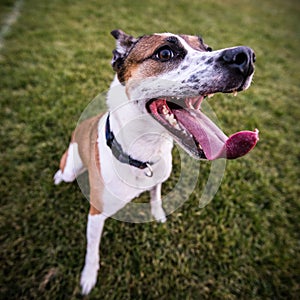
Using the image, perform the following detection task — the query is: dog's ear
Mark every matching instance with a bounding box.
[111,29,137,55]
[111,29,137,72]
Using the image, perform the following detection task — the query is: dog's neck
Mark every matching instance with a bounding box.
[106,76,172,163]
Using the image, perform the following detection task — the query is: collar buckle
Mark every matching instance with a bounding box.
[144,163,153,177]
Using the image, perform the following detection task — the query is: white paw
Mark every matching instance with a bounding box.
[53,170,63,185]
[151,206,167,223]
[53,169,77,185]
[80,263,99,295]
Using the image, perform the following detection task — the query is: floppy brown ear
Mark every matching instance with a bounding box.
[110,30,138,81]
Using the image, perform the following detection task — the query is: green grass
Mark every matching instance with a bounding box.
[1,0,299,299]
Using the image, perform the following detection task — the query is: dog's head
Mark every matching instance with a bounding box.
[111,29,259,160]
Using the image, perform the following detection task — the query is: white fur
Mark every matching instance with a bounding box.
[80,214,106,295]
[150,184,167,223]
[54,143,85,185]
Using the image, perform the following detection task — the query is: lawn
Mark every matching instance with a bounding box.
[0,0,299,299]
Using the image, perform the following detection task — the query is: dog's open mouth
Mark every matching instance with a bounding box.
[146,96,259,160]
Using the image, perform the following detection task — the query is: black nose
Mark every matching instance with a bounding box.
[221,46,255,76]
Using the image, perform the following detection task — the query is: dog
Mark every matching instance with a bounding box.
[54,29,259,295]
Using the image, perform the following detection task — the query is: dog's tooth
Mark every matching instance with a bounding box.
[165,114,170,120]
[169,116,177,125]
[165,113,174,122]
[162,105,169,115]
[207,93,215,98]
[233,91,238,96]
[185,98,194,109]
[165,113,181,130]
[170,119,180,129]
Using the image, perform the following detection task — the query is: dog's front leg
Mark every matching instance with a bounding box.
[80,211,106,295]
[150,184,167,223]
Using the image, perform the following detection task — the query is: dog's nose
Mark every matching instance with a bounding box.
[221,46,255,76]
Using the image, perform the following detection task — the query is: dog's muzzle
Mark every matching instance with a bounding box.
[220,46,256,79]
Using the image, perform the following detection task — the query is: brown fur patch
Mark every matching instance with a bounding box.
[122,34,185,82]
[70,114,105,214]
[59,149,68,172]
[89,205,101,215]
[117,33,211,83]
[94,136,101,175]
[73,115,103,168]
[179,35,208,51]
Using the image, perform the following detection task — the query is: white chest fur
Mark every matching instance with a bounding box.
[97,113,173,217]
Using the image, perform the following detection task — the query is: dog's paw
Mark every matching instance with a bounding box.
[53,170,63,185]
[80,264,99,295]
[151,206,167,223]
[54,169,77,185]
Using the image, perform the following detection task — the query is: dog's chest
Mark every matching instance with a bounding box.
[100,144,173,216]
[97,115,173,205]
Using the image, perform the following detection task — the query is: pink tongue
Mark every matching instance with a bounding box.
[173,109,259,160]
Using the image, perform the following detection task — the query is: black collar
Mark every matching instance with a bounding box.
[105,114,153,176]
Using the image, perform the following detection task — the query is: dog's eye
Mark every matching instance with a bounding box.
[206,47,213,52]
[155,47,174,62]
